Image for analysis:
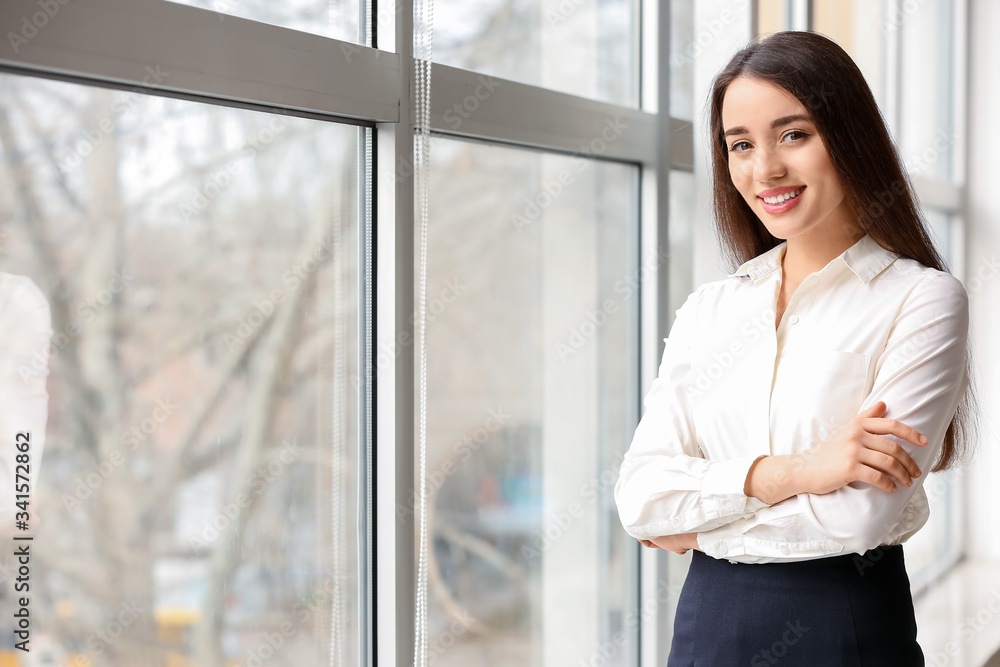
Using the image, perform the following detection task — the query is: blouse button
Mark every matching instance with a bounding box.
[780,544,790,554]
[789,315,799,325]
[719,544,728,555]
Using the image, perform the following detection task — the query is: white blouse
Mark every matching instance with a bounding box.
[614,233,970,564]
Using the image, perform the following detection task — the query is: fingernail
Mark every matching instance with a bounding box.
[920,434,928,443]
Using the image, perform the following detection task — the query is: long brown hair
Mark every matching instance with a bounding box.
[706,30,978,472]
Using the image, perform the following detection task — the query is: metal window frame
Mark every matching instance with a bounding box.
[0,0,695,664]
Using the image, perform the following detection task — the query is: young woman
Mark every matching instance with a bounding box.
[613,30,979,665]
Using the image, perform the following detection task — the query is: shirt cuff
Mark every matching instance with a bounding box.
[696,517,846,563]
[701,455,774,517]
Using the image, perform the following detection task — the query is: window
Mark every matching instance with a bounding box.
[0,71,363,665]
[0,0,688,664]
[424,136,639,664]
[433,0,639,106]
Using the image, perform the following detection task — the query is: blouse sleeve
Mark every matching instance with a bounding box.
[0,275,52,530]
[695,272,970,563]
[614,286,774,540]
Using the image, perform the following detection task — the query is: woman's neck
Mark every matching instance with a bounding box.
[780,220,865,288]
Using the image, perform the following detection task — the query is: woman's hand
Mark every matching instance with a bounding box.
[795,400,928,495]
[639,532,701,555]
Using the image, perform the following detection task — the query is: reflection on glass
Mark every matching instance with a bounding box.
[899,0,953,181]
[432,0,637,106]
[425,137,638,665]
[166,0,361,43]
[0,73,360,666]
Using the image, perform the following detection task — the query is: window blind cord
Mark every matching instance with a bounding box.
[329,166,346,667]
[413,0,433,665]
[361,2,375,663]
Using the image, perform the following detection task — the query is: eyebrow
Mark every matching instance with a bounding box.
[723,114,813,138]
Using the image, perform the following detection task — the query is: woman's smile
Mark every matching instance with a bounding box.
[759,185,806,214]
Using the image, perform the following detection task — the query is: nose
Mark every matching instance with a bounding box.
[753,145,785,183]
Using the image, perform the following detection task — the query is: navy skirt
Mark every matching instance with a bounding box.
[667,544,923,666]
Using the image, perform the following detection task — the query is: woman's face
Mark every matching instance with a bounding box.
[721,76,853,242]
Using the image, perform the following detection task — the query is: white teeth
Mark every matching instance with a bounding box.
[762,186,804,205]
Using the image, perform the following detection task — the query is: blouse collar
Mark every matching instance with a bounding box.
[728,233,900,285]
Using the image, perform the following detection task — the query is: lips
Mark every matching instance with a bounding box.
[758,186,805,214]
[758,186,805,203]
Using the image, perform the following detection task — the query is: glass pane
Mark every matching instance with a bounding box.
[0,73,362,665]
[669,0,694,121]
[425,137,639,665]
[898,0,954,181]
[432,0,638,106]
[811,0,885,106]
[166,0,362,44]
